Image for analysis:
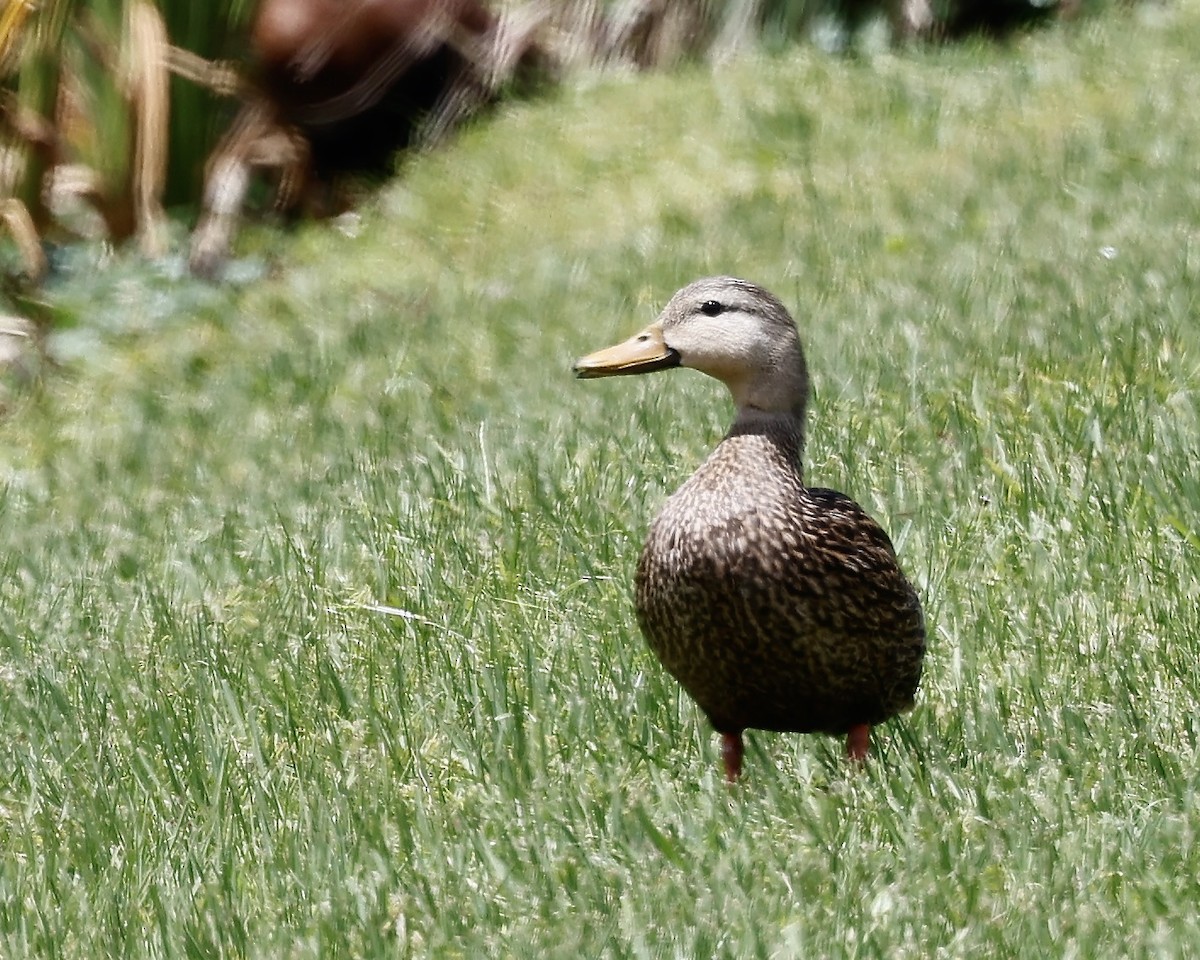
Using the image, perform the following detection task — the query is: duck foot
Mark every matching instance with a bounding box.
[721,732,744,782]
[846,723,871,762]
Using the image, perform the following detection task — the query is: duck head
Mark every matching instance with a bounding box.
[574,276,810,421]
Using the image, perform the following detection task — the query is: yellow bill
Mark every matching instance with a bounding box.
[574,323,681,379]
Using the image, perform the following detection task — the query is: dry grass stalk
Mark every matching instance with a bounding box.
[0,0,36,72]
[1,0,174,261]
[164,46,246,98]
[125,0,169,257]
[0,196,48,280]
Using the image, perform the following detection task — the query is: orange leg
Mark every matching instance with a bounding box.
[846,723,871,762]
[721,732,744,782]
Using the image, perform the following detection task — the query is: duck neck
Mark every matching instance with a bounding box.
[727,406,807,467]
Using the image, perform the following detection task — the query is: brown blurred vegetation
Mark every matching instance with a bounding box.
[0,0,1138,288]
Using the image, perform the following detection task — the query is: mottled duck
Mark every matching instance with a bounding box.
[574,276,925,781]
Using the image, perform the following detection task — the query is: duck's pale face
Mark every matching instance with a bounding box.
[574,276,809,417]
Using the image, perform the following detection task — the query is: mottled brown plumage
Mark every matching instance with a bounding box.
[575,276,925,780]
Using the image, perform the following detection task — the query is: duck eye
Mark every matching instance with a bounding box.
[700,300,724,317]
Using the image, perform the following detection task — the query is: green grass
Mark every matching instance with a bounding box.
[4,3,1200,956]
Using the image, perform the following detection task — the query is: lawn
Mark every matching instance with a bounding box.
[3,3,1200,956]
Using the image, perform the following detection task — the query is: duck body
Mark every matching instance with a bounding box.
[575,276,925,778]
[637,420,925,739]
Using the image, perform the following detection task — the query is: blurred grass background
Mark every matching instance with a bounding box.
[2,1,1200,957]
[0,0,1125,270]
